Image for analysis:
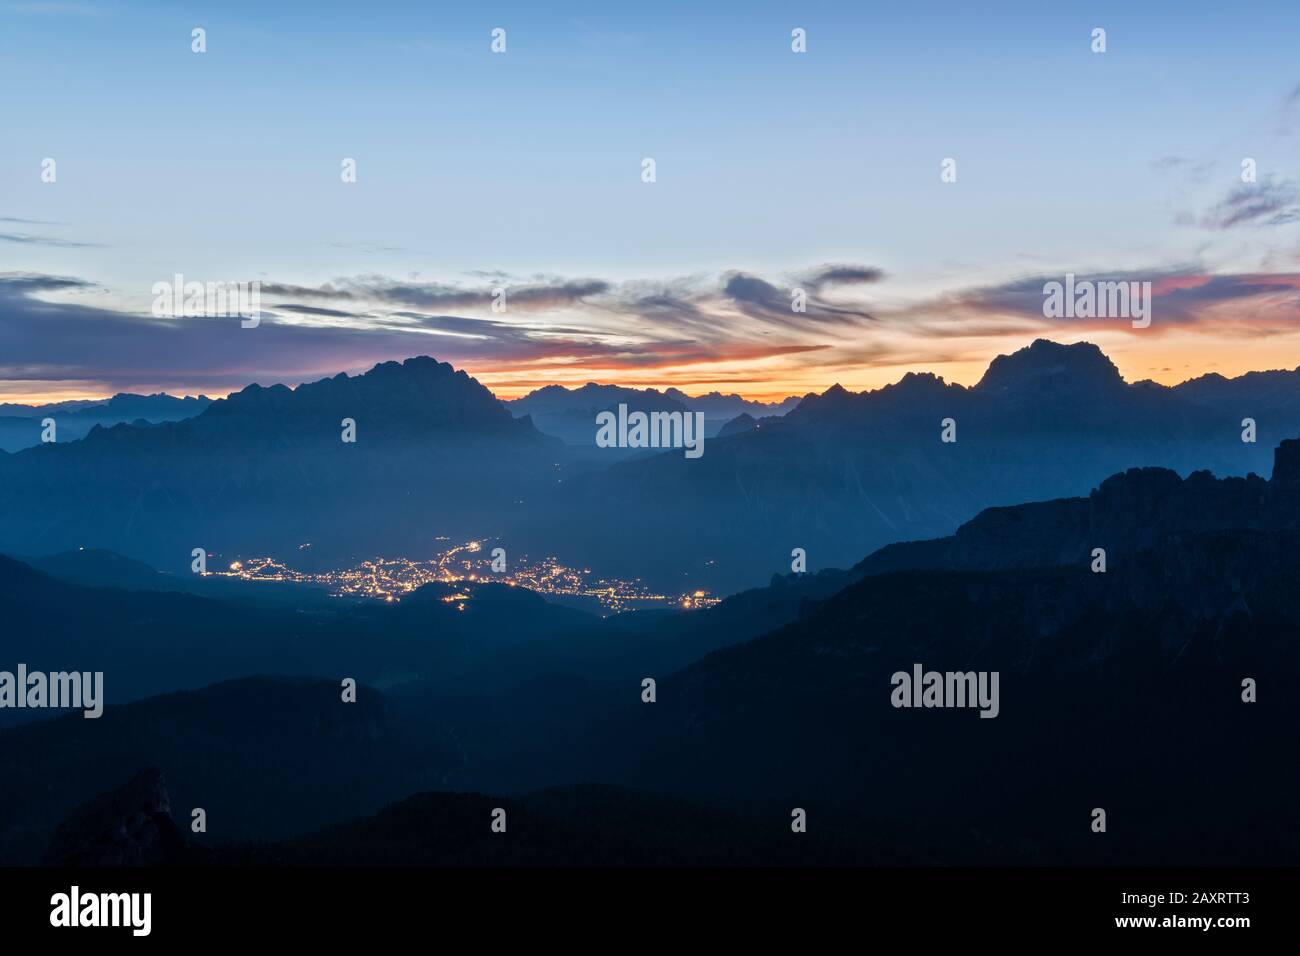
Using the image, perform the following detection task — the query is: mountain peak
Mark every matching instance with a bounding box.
[1273,438,1300,486]
[890,370,949,391]
[787,383,856,417]
[974,339,1124,396]
[197,355,524,438]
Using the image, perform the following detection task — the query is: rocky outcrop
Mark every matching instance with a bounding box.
[42,767,191,867]
[856,441,1298,576]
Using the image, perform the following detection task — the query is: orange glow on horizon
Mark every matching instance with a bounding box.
[472,334,1300,401]
[5,333,1299,406]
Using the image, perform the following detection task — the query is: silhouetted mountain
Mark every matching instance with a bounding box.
[662,388,799,421]
[1171,366,1300,417]
[508,382,682,416]
[509,383,798,445]
[23,547,340,608]
[0,399,97,416]
[716,412,758,437]
[855,438,1300,575]
[0,393,211,420]
[9,447,1300,865]
[42,767,193,866]
[27,548,175,590]
[4,341,1299,595]
[199,357,522,440]
[533,443,1299,864]
[973,337,1126,401]
[0,392,211,452]
[0,358,566,569]
[506,383,695,445]
[382,445,1300,863]
[542,339,1300,592]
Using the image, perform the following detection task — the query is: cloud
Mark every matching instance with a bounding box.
[267,267,883,359]
[0,272,94,293]
[801,264,886,291]
[273,303,364,319]
[260,276,610,312]
[1279,81,1300,134]
[1150,156,1216,183]
[722,270,875,325]
[898,267,1300,335]
[0,232,98,248]
[8,259,1294,401]
[1201,176,1300,229]
[0,267,855,396]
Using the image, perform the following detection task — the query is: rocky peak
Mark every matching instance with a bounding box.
[974,339,1124,397]
[43,767,191,866]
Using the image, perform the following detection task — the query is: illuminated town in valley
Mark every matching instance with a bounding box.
[211,540,719,615]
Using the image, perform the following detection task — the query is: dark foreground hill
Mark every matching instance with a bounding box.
[212,784,967,866]
[408,444,1300,863]
[6,443,1300,865]
[0,552,599,724]
[37,768,990,867]
[0,678,455,865]
[538,445,1300,864]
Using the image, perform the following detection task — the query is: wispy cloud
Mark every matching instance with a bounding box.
[1201,176,1300,229]
[800,264,886,292]
[0,264,885,396]
[898,268,1300,334]
[721,271,875,326]
[1278,81,1300,134]
[261,276,610,312]
[0,232,99,248]
[4,259,1299,401]
[0,272,94,293]
[1150,156,1216,183]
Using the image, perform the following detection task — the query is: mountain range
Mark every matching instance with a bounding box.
[0,392,213,452]
[504,382,797,445]
[539,339,1300,590]
[0,357,563,572]
[1,339,1298,594]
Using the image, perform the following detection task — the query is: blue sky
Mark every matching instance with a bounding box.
[1,0,1298,399]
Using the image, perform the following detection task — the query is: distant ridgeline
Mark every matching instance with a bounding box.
[0,393,211,453]
[0,340,1298,594]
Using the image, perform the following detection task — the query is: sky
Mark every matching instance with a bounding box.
[1,0,1299,402]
